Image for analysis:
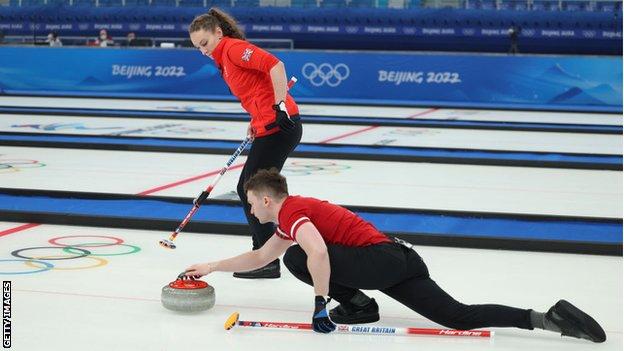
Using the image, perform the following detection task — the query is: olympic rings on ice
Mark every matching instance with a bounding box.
[0,235,140,275]
[25,255,108,271]
[49,235,124,248]
[0,159,46,174]
[385,128,442,137]
[11,246,91,260]
[0,259,54,275]
[63,243,141,257]
[282,161,351,176]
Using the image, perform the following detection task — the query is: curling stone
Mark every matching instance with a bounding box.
[161,272,215,312]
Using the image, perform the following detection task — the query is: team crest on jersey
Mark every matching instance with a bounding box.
[242,48,254,62]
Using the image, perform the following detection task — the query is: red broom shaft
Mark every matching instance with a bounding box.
[236,320,492,337]
[239,321,312,330]
[287,76,297,89]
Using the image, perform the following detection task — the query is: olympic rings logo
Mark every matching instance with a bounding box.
[0,159,45,174]
[282,161,351,177]
[0,235,141,275]
[302,63,350,87]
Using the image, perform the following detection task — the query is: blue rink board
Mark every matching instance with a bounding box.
[0,194,620,245]
[0,106,620,134]
[0,47,621,112]
[0,133,620,166]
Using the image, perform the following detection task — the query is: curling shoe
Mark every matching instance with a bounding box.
[545,299,606,343]
[329,291,380,324]
[233,259,280,279]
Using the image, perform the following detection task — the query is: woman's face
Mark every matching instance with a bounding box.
[190,28,223,58]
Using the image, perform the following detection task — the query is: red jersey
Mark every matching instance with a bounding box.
[211,37,299,137]
[277,196,391,247]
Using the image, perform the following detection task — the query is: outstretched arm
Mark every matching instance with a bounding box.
[185,234,292,276]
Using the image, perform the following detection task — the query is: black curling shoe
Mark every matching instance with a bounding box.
[545,299,606,343]
[233,259,280,279]
[329,291,380,324]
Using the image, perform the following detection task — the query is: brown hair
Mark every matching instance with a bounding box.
[244,168,289,199]
[188,8,245,40]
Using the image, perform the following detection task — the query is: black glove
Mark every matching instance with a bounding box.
[192,190,209,206]
[273,100,295,132]
[312,296,336,334]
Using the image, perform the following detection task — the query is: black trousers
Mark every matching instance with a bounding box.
[283,241,533,330]
[237,118,302,250]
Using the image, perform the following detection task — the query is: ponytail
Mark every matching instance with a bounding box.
[188,7,245,40]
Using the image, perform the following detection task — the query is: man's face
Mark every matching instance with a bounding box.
[247,190,271,224]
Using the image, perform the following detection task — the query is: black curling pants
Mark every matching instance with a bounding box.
[237,118,302,250]
[283,241,533,330]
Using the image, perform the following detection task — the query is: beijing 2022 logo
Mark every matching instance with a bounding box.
[302,63,350,87]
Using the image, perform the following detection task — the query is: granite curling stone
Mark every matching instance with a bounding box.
[161,272,215,312]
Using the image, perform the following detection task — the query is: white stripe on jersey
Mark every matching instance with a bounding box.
[291,216,311,240]
[276,227,290,240]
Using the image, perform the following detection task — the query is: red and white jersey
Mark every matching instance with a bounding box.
[276,196,391,247]
[211,37,299,138]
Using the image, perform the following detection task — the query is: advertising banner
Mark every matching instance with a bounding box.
[0,47,620,111]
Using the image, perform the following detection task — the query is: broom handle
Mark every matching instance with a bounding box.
[236,320,493,338]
